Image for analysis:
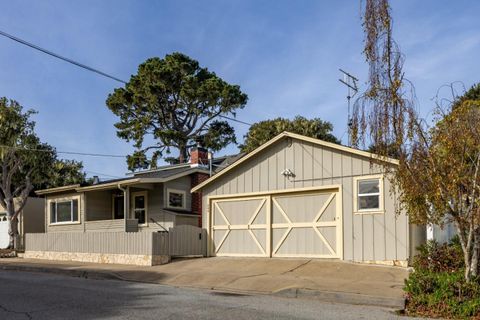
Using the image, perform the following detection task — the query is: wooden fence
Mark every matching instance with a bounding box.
[168,225,206,257]
[25,232,169,256]
[25,225,206,260]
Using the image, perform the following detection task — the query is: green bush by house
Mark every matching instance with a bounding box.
[405,238,480,319]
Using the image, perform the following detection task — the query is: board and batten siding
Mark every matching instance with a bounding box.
[202,137,412,262]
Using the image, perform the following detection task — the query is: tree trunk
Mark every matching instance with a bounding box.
[5,198,18,250]
[178,144,188,164]
[7,216,18,249]
[471,228,480,278]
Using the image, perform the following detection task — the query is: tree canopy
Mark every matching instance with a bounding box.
[0,98,85,248]
[239,116,340,153]
[106,52,248,170]
[352,0,480,282]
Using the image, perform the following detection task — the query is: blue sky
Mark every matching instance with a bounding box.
[0,1,479,180]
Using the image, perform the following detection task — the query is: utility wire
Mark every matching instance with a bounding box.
[0,29,251,126]
[0,30,127,84]
[0,144,126,158]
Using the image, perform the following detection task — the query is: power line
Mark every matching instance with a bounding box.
[0,30,127,84]
[0,144,126,158]
[0,29,252,127]
[85,171,123,178]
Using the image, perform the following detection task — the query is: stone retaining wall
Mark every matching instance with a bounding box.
[24,250,170,266]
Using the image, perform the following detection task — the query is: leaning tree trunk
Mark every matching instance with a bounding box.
[7,216,19,249]
[5,198,18,249]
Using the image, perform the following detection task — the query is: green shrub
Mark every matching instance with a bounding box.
[405,237,480,319]
[411,237,464,273]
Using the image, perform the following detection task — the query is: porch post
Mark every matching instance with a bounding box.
[124,186,130,232]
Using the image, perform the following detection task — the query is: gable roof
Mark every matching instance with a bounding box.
[191,131,399,193]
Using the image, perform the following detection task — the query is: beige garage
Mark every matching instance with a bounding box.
[193,132,425,265]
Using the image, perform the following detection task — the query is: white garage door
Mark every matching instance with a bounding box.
[210,189,342,259]
[0,219,10,249]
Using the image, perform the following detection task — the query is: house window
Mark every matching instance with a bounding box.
[112,194,124,220]
[50,198,79,224]
[354,176,384,213]
[166,189,186,210]
[132,192,147,225]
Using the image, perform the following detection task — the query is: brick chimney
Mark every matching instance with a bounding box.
[191,172,210,227]
[190,147,209,167]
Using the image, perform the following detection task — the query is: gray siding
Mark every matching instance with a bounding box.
[85,190,112,221]
[164,176,192,211]
[22,197,45,234]
[175,215,199,226]
[202,137,412,262]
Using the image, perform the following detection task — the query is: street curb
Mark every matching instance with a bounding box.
[0,263,406,309]
[0,264,123,282]
[274,288,406,309]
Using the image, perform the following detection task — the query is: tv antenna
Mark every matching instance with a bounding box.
[338,68,359,146]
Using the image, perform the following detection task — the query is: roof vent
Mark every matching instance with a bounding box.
[92,176,100,185]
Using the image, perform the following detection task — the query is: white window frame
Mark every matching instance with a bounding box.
[131,191,148,226]
[353,174,384,214]
[48,195,81,225]
[166,188,187,210]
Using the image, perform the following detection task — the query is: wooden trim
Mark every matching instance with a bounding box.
[266,195,272,257]
[208,186,343,259]
[192,131,398,193]
[353,174,385,214]
[36,184,81,195]
[47,195,82,226]
[131,191,148,226]
[165,188,187,210]
[207,185,342,201]
[210,196,269,257]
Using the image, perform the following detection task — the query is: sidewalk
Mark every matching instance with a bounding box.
[0,257,408,308]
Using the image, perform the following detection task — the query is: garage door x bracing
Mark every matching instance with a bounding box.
[211,189,342,258]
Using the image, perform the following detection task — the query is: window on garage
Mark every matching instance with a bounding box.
[354,175,384,214]
[49,197,80,224]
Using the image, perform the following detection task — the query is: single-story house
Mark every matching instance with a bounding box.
[35,148,215,234]
[192,131,426,266]
[24,148,232,265]
[0,197,45,249]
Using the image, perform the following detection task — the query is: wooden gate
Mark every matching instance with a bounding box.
[168,225,206,257]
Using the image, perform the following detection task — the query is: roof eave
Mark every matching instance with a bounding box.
[35,184,81,195]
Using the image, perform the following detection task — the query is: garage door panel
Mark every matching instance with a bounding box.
[317,199,336,222]
[217,199,266,225]
[210,189,342,259]
[219,230,265,255]
[275,227,333,256]
[317,226,336,250]
[211,196,269,257]
[274,193,334,223]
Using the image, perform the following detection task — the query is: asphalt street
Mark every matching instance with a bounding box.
[0,270,411,319]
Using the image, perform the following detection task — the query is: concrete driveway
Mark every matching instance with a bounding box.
[0,257,408,308]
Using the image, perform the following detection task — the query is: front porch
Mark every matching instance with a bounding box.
[80,181,198,233]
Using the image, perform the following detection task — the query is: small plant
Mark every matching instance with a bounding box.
[405,237,480,319]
